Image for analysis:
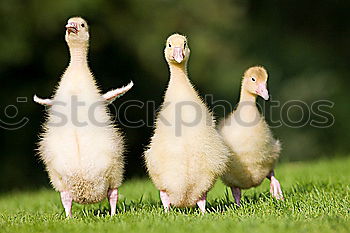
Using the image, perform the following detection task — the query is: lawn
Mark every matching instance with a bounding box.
[0,157,349,233]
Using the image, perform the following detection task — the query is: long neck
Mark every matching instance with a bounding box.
[169,63,191,89]
[239,87,257,104]
[68,43,89,67]
[169,62,189,85]
[236,85,260,123]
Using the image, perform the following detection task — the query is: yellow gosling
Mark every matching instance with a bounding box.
[35,17,132,217]
[219,66,283,205]
[144,34,230,213]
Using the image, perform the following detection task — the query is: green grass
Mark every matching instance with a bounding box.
[1,157,349,233]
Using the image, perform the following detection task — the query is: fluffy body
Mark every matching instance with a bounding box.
[144,34,229,207]
[219,110,281,189]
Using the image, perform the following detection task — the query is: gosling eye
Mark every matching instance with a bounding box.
[251,77,256,82]
[168,43,172,48]
[81,23,85,28]
[184,41,187,49]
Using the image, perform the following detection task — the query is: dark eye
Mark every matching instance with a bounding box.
[251,77,256,82]
[81,23,85,27]
[168,43,171,48]
[184,41,187,49]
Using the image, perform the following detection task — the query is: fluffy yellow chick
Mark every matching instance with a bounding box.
[219,66,283,205]
[144,34,230,213]
[34,17,133,217]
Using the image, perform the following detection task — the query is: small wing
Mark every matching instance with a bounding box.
[33,95,53,106]
[273,139,282,154]
[102,81,134,103]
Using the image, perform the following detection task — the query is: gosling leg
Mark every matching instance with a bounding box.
[230,186,241,206]
[196,193,207,213]
[267,170,284,200]
[60,191,73,218]
[108,188,118,216]
[160,190,171,212]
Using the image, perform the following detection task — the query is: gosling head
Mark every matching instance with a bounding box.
[242,66,269,100]
[164,33,190,65]
[65,17,89,47]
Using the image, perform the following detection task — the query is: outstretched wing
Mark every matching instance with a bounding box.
[102,81,134,103]
[33,95,53,106]
[33,81,134,106]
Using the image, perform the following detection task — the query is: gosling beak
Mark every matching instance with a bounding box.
[256,83,269,100]
[66,22,78,34]
[173,47,184,63]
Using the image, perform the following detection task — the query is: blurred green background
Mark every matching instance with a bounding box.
[0,0,349,191]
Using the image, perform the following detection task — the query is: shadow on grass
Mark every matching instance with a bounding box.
[75,191,280,217]
[56,181,346,218]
